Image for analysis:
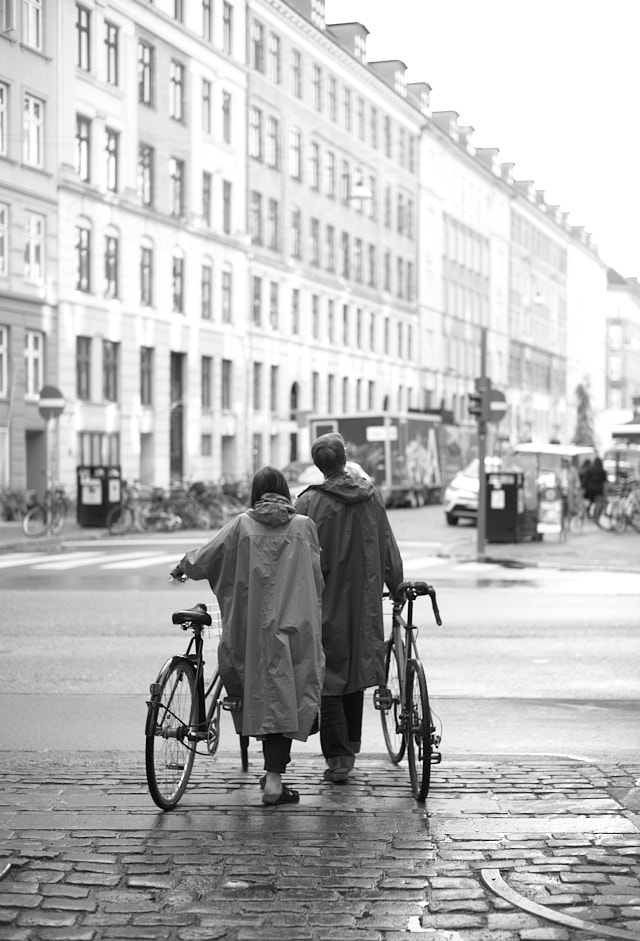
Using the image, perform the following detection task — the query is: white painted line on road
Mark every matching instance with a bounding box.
[20,552,100,570]
[402,556,448,570]
[101,552,181,570]
[32,552,145,571]
[0,553,44,569]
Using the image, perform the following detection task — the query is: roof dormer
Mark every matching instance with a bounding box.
[326,22,369,62]
[369,59,408,97]
[408,82,432,117]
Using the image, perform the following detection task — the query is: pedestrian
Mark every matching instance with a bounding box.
[583,455,607,510]
[295,432,404,784]
[170,466,325,806]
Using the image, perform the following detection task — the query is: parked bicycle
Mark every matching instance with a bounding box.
[374,580,442,801]
[165,481,212,530]
[145,591,248,810]
[22,476,70,537]
[107,482,182,535]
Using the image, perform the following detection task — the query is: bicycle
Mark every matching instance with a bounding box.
[145,594,249,811]
[373,580,442,802]
[22,477,69,537]
[108,482,182,535]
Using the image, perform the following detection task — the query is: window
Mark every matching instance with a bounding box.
[76,4,90,71]
[222,91,231,142]
[291,288,300,334]
[266,116,279,168]
[24,211,44,283]
[0,204,7,276]
[368,245,376,288]
[249,106,262,160]
[222,180,231,233]
[397,193,404,235]
[342,376,348,412]
[23,94,44,168]
[202,79,212,133]
[311,294,319,339]
[384,250,391,292]
[312,371,319,412]
[75,226,91,292]
[326,301,335,344]
[357,97,365,140]
[0,84,7,157]
[342,304,349,345]
[328,75,336,121]
[270,365,278,412]
[290,208,301,259]
[370,106,378,148]
[202,171,212,226]
[252,362,262,410]
[174,0,184,22]
[312,64,322,111]
[324,151,335,198]
[172,250,184,312]
[140,347,153,406]
[103,340,118,402]
[202,0,212,41]
[354,239,362,283]
[76,336,91,401]
[169,61,185,121]
[251,19,264,72]
[291,49,302,98]
[325,225,335,273]
[397,258,404,298]
[252,276,262,325]
[221,266,232,322]
[201,356,213,408]
[384,186,391,227]
[169,157,184,217]
[140,245,153,306]
[104,235,118,297]
[328,374,335,412]
[105,128,118,192]
[221,359,232,410]
[384,115,392,158]
[138,41,154,105]
[269,282,278,329]
[201,434,212,456]
[201,262,212,319]
[105,21,119,85]
[289,129,301,180]
[369,311,376,350]
[310,218,320,267]
[137,144,154,206]
[341,231,350,279]
[342,86,351,131]
[249,191,262,245]
[340,160,350,205]
[23,0,42,51]
[309,141,320,190]
[222,1,233,54]
[268,33,280,83]
[24,330,43,398]
[75,115,91,182]
[268,198,279,251]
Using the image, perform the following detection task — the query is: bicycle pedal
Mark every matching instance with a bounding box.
[373,687,393,710]
[222,697,243,711]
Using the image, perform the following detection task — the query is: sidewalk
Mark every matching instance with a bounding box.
[1,751,639,940]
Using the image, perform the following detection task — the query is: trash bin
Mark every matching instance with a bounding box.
[485,471,525,543]
[77,465,122,527]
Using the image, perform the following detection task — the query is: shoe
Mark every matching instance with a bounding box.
[262,784,300,806]
[323,767,350,783]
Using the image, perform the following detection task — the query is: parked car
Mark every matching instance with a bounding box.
[443,457,502,526]
[284,461,373,501]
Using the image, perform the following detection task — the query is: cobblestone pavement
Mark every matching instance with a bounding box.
[1,752,639,941]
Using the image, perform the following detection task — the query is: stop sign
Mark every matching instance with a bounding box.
[38,385,65,421]
[488,389,507,424]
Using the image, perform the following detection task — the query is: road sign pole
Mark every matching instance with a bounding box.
[477,329,487,562]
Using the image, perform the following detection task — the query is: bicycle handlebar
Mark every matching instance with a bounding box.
[384,580,442,626]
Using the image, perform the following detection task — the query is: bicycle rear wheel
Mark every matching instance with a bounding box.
[380,637,406,763]
[50,503,66,535]
[406,659,432,801]
[22,504,48,537]
[107,505,133,535]
[146,661,197,810]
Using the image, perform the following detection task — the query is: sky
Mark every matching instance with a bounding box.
[324,0,640,277]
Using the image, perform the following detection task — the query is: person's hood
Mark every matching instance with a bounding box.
[248,492,297,526]
[312,472,375,504]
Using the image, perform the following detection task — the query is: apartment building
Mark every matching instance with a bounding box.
[0,0,60,493]
[605,270,640,415]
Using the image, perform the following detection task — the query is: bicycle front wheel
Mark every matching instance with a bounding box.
[380,637,406,763]
[146,661,197,810]
[406,660,432,802]
[50,503,66,535]
[107,505,133,535]
[22,504,48,537]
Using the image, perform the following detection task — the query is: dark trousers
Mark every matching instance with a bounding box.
[320,690,364,760]
[262,734,292,774]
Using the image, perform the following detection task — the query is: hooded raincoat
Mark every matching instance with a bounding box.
[295,474,404,695]
[180,494,325,741]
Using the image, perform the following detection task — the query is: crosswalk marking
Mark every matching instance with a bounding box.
[0,553,43,569]
[101,552,180,570]
[33,551,143,571]
[402,555,448,571]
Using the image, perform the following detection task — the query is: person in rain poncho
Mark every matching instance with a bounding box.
[171,467,325,806]
[295,433,404,784]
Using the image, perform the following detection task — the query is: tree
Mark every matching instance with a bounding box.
[572,382,596,446]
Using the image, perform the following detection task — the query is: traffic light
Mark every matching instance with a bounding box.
[468,391,485,420]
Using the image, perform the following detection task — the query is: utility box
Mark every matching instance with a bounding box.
[77,465,122,527]
[485,471,525,543]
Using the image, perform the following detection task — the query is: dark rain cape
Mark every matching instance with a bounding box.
[295,474,404,695]
[180,494,325,740]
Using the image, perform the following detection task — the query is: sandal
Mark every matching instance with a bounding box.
[261,784,300,806]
